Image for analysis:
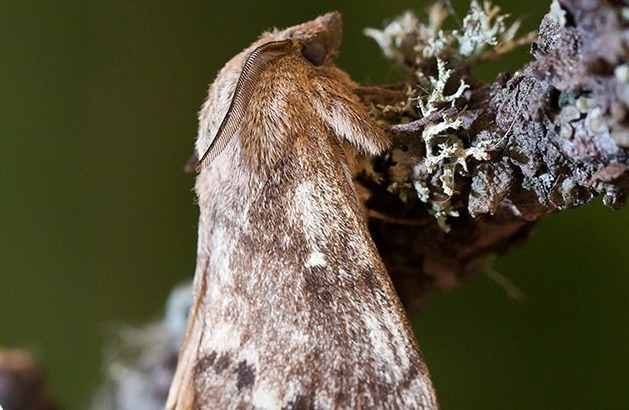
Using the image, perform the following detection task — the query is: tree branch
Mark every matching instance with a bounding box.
[359,0,629,314]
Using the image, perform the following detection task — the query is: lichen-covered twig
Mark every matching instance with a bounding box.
[359,0,629,313]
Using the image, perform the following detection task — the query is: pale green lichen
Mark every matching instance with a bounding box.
[413,180,431,202]
[412,60,489,225]
[363,11,420,63]
[417,59,469,116]
[456,0,521,60]
[549,0,567,26]
[364,0,524,70]
[575,95,595,113]
[431,201,460,232]
[365,0,525,230]
[423,123,465,174]
[615,64,629,83]
[586,107,608,135]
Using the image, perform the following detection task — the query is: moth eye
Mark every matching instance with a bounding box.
[301,42,327,66]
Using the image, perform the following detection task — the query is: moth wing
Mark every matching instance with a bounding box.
[165,285,206,410]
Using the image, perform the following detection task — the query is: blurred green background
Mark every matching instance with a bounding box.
[2,1,628,409]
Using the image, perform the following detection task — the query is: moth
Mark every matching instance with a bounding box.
[167,12,438,409]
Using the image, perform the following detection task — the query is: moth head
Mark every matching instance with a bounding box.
[193,12,391,177]
[272,11,343,66]
[192,12,346,173]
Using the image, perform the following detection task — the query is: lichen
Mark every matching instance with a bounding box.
[457,0,521,60]
[549,0,567,26]
[364,0,527,229]
[417,59,469,116]
[615,64,629,83]
[364,0,526,72]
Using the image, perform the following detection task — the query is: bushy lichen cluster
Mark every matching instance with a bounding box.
[364,0,523,73]
[364,0,527,229]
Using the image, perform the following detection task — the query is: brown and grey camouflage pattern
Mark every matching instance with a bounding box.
[167,12,438,410]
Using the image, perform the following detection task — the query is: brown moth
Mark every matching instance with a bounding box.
[167,12,438,410]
